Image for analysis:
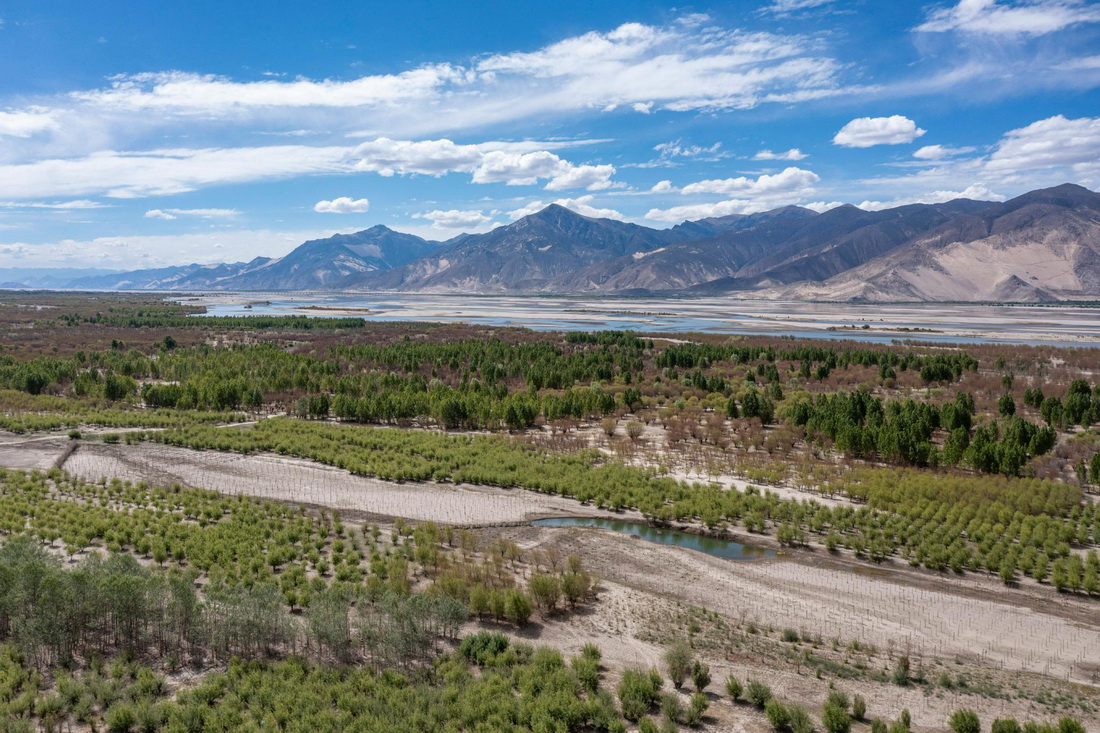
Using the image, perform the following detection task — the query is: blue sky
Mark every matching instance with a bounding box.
[0,0,1098,269]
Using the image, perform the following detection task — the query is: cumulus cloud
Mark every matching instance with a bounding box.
[414,209,493,229]
[984,114,1100,175]
[680,167,820,196]
[801,201,847,212]
[650,180,677,193]
[508,195,625,221]
[144,208,239,220]
[645,167,821,221]
[916,0,1100,36]
[753,148,808,161]
[833,116,926,147]
[353,138,616,190]
[0,109,59,137]
[313,197,370,213]
[912,144,977,160]
[858,183,1006,210]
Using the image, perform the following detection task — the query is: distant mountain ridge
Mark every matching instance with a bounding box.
[15,183,1100,302]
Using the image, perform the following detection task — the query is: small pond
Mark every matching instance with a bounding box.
[532,517,776,561]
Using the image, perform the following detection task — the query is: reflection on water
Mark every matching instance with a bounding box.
[186,293,1100,348]
[532,517,776,561]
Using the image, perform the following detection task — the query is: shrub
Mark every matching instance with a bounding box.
[789,704,815,733]
[852,694,866,721]
[725,675,742,701]
[690,660,711,692]
[746,678,772,707]
[664,641,693,689]
[992,719,1021,733]
[950,709,981,733]
[823,704,852,733]
[459,631,509,665]
[618,668,661,721]
[684,693,709,728]
[765,699,791,732]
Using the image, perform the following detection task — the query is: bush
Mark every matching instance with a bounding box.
[1057,719,1085,733]
[852,694,866,721]
[823,704,852,733]
[660,692,683,723]
[892,655,910,685]
[690,660,711,692]
[788,704,815,733]
[992,719,1021,733]
[765,699,791,732]
[684,693,708,728]
[459,631,509,665]
[826,689,850,711]
[872,720,888,733]
[746,678,772,707]
[950,709,981,733]
[106,703,136,733]
[618,668,661,721]
[664,641,693,689]
[725,675,742,701]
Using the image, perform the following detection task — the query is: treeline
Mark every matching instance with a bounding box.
[0,536,465,671]
[786,390,1056,475]
[0,635,634,733]
[655,342,978,383]
[69,312,368,330]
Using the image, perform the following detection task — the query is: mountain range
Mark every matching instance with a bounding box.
[10,183,1100,302]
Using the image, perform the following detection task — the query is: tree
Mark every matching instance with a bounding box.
[664,640,693,689]
[528,574,561,615]
[684,693,708,727]
[626,421,645,441]
[998,394,1016,417]
[503,588,531,626]
[725,675,742,701]
[690,660,711,692]
[617,668,661,721]
[950,709,981,733]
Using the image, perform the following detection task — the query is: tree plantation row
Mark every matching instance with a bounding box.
[139,419,1100,593]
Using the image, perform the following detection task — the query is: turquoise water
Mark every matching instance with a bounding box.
[532,517,776,561]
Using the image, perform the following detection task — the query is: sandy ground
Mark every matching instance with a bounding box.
[493,524,1100,690]
[0,432,69,470]
[62,442,616,525]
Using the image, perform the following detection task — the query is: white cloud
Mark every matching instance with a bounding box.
[644,167,821,221]
[858,183,1006,210]
[680,167,820,196]
[0,228,338,268]
[0,109,59,137]
[144,207,239,220]
[0,199,105,210]
[802,201,847,212]
[314,197,370,213]
[632,102,653,114]
[508,195,625,221]
[414,209,493,229]
[912,144,977,160]
[917,0,1100,36]
[0,145,351,199]
[354,138,616,190]
[650,180,677,193]
[761,0,837,15]
[984,114,1100,175]
[753,148,808,161]
[833,116,927,148]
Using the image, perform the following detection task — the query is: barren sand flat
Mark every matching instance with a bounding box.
[507,525,1100,686]
[0,433,69,470]
[64,442,608,524]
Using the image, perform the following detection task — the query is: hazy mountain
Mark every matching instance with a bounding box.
[68,226,440,291]
[0,267,122,289]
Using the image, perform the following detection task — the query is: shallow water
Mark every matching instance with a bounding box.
[532,517,777,561]
[186,293,1100,348]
